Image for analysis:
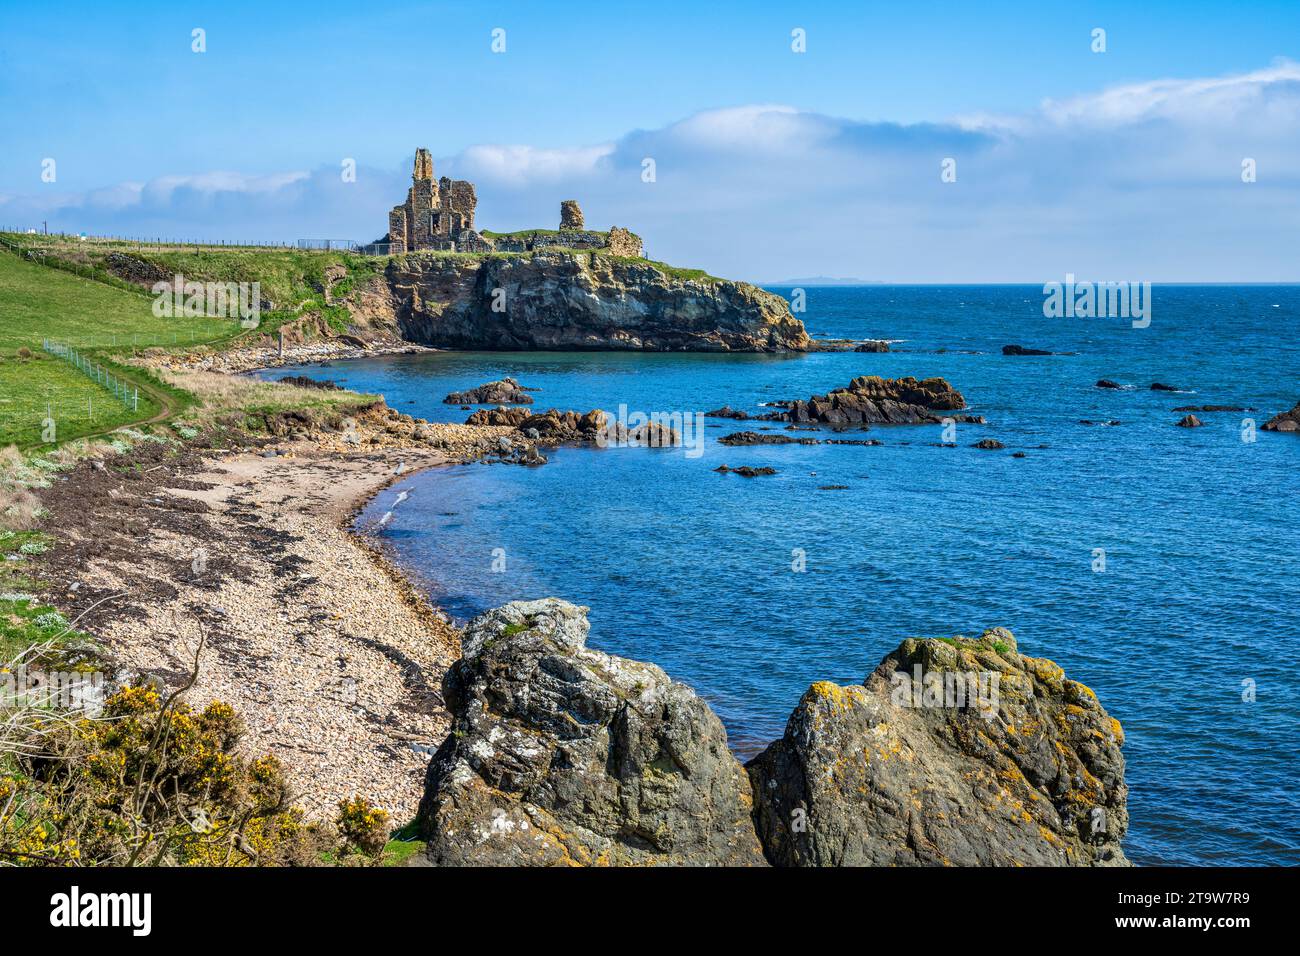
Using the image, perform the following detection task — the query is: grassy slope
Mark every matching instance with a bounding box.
[0,247,232,349]
[0,252,206,446]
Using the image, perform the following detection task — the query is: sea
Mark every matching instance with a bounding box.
[255,284,1299,866]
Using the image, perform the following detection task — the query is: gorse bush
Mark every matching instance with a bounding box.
[0,683,333,866]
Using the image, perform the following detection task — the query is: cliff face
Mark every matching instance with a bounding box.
[417,600,1129,867]
[380,251,809,352]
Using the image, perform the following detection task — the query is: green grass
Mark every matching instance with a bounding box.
[0,531,93,664]
[0,245,234,350]
[0,352,160,447]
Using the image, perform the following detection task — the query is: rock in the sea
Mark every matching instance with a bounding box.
[1150,382,1180,391]
[1002,345,1054,356]
[1175,414,1204,428]
[715,464,776,477]
[704,405,752,420]
[444,377,535,405]
[719,431,818,446]
[854,339,891,353]
[971,438,1005,449]
[1261,400,1300,432]
[1095,379,1125,389]
[277,375,342,391]
[387,252,809,352]
[415,599,766,866]
[775,375,967,426]
[1173,405,1248,413]
[747,628,1128,866]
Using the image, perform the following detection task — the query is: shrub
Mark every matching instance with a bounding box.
[336,795,390,858]
[0,683,335,866]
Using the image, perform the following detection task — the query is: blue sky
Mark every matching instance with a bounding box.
[2,0,1299,280]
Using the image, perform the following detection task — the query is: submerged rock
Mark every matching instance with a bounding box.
[747,629,1128,866]
[415,599,766,866]
[971,438,1005,449]
[1175,414,1204,428]
[444,377,535,405]
[1150,382,1180,392]
[1261,400,1300,432]
[1002,344,1054,356]
[715,464,777,477]
[1095,379,1125,389]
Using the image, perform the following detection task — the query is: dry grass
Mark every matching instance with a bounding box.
[163,369,377,423]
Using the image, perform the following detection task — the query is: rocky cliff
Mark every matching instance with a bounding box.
[379,251,809,352]
[416,599,1129,867]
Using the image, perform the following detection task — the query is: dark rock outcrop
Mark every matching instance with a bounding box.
[971,438,1005,449]
[443,377,535,405]
[1150,382,1180,391]
[715,465,776,477]
[773,376,967,426]
[854,340,891,353]
[277,375,341,391]
[1002,345,1053,356]
[1175,414,1204,428]
[465,407,678,447]
[415,599,766,866]
[718,431,818,446]
[1261,400,1300,432]
[386,252,809,352]
[1095,379,1125,389]
[747,628,1128,866]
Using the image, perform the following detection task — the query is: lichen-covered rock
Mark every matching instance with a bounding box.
[747,628,1128,866]
[559,200,584,230]
[387,251,807,352]
[416,599,766,866]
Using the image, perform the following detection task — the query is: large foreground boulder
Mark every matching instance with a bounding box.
[443,377,535,405]
[416,599,765,866]
[747,628,1128,866]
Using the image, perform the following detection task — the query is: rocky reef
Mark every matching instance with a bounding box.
[707,376,974,426]
[380,251,809,352]
[443,377,535,405]
[416,599,1128,867]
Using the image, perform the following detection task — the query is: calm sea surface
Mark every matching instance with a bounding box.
[258,285,1299,865]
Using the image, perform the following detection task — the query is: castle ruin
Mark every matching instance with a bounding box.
[381,149,643,258]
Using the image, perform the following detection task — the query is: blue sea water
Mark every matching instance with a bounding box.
[259,285,1299,866]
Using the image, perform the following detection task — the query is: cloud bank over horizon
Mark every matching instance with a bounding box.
[5,61,1300,282]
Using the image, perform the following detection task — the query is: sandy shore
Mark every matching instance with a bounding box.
[39,441,466,821]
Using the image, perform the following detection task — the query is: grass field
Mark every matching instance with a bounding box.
[0,247,234,350]
[0,353,158,446]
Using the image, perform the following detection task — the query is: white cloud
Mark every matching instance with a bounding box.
[6,62,1300,280]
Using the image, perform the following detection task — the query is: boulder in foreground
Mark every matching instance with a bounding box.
[416,599,766,866]
[746,628,1129,866]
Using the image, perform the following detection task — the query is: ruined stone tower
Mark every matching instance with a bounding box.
[559,200,584,231]
[387,149,485,253]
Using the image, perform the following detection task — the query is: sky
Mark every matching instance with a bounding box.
[2,0,1299,281]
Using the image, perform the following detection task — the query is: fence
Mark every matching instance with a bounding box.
[42,340,139,412]
[2,228,395,255]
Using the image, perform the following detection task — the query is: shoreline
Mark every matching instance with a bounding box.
[28,432,474,822]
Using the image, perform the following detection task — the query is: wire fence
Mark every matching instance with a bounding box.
[1,228,394,256]
[42,340,139,412]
